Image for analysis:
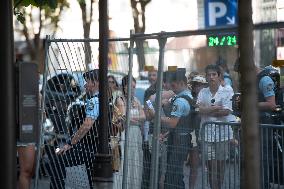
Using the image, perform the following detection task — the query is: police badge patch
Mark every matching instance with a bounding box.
[267,83,273,92]
[88,100,94,110]
[172,104,178,112]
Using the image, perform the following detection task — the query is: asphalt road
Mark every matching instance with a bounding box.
[33,162,241,189]
[32,161,284,189]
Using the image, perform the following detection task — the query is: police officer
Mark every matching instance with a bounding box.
[256,66,279,189]
[160,69,193,189]
[58,70,99,151]
[234,61,277,121]
[234,61,277,188]
[55,69,100,189]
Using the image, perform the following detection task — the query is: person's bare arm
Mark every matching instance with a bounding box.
[115,97,126,115]
[57,117,94,154]
[71,117,94,144]
[211,108,231,117]
[259,95,277,111]
[160,116,180,128]
[198,103,222,115]
[131,99,146,124]
[149,90,175,102]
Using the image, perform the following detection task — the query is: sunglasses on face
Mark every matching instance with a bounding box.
[108,80,115,84]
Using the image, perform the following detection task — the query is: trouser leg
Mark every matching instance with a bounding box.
[164,134,189,189]
[142,141,151,189]
[45,145,66,189]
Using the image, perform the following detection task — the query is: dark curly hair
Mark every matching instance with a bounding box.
[205,64,221,76]
[121,75,136,96]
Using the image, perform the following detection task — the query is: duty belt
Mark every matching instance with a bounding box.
[55,133,69,140]
[177,133,189,136]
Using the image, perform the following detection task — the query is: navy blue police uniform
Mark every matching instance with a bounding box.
[165,89,193,189]
[258,74,276,188]
[46,70,100,189]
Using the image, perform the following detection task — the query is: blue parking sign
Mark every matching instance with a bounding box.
[205,0,238,27]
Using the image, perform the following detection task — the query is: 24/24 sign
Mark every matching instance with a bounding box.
[207,35,237,46]
[205,0,238,27]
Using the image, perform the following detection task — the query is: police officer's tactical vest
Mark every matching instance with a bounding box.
[257,67,284,109]
[68,93,114,149]
[67,94,100,150]
[168,95,200,133]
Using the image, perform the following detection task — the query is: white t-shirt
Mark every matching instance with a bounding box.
[197,85,235,142]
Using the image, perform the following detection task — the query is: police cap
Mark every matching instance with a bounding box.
[168,68,187,83]
[163,71,174,83]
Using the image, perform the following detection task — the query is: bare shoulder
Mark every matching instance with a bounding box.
[162,90,175,99]
[133,96,142,106]
[115,96,125,106]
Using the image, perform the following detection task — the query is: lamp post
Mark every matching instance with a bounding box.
[93,0,113,184]
[0,1,16,188]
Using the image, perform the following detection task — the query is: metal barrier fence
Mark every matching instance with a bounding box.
[200,121,284,189]
[35,37,134,189]
[260,124,284,189]
[200,122,241,189]
[34,29,284,189]
[35,36,162,189]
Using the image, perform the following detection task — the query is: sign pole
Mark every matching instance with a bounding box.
[0,1,16,188]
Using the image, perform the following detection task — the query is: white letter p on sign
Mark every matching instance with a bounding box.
[209,2,227,26]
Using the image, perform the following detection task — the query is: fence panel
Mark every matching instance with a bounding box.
[200,121,284,189]
[34,34,284,189]
[36,38,133,189]
[260,124,284,189]
[35,37,162,189]
[200,122,241,189]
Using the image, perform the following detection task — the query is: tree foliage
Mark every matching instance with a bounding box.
[77,0,94,37]
[14,0,69,72]
[77,0,96,66]
[14,0,59,22]
[130,0,151,33]
[130,0,151,71]
[14,0,58,8]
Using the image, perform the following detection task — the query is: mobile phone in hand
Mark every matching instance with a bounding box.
[146,100,154,110]
[55,148,61,154]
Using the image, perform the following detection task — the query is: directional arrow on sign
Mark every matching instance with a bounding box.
[226,16,235,25]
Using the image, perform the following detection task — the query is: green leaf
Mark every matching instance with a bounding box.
[15,0,58,8]
[47,0,58,9]
[33,0,46,6]
[14,0,22,6]
[77,0,85,5]
[17,14,26,24]
[14,0,34,7]
[14,10,25,23]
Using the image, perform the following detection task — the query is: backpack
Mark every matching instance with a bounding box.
[169,94,200,133]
